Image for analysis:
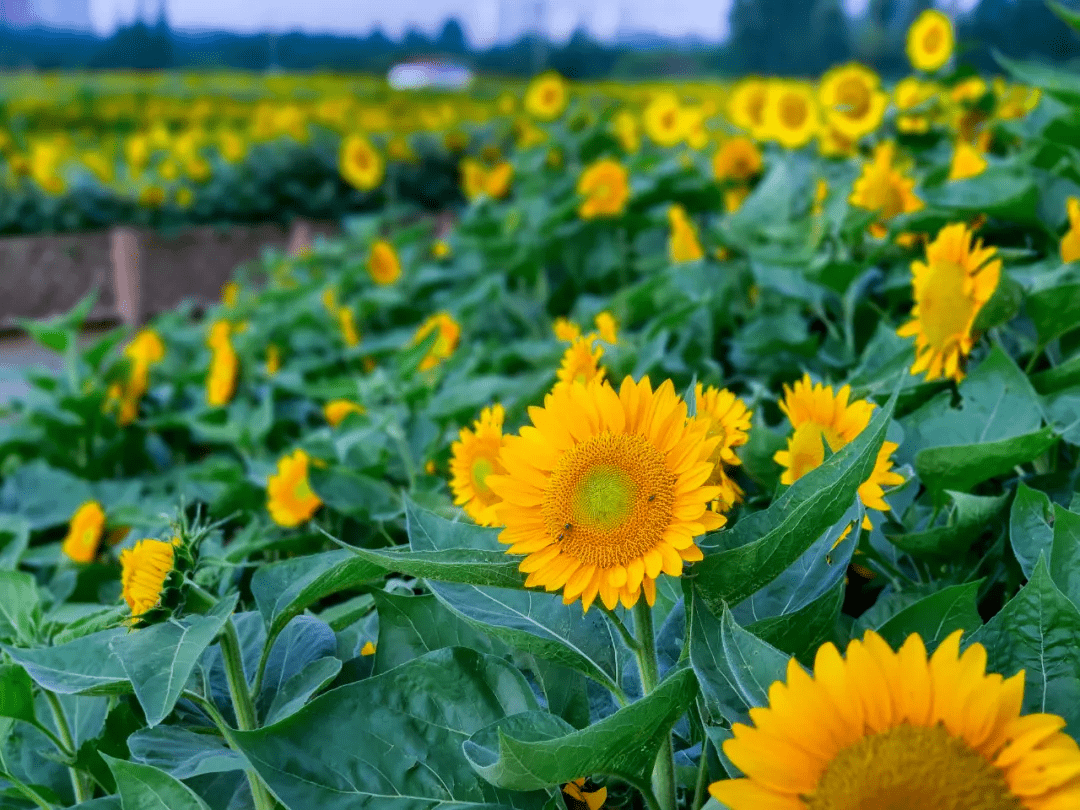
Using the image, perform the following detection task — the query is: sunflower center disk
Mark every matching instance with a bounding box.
[471,457,494,493]
[780,96,808,129]
[836,78,871,119]
[805,723,1020,810]
[923,26,944,55]
[543,432,675,569]
[918,259,976,347]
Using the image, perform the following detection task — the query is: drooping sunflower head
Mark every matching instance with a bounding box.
[727,78,769,138]
[367,239,401,285]
[1063,196,1080,264]
[413,312,461,372]
[898,222,1001,382]
[339,134,384,191]
[577,159,630,220]
[594,312,618,345]
[62,500,106,564]
[848,141,924,236]
[324,399,366,428]
[907,9,954,73]
[712,136,762,184]
[643,92,686,147]
[818,63,888,141]
[668,205,704,263]
[525,72,569,121]
[553,317,582,343]
[119,537,183,623]
[763,81,820,149]
[487,376,726,612]
[267,448,323,528]
[694,384,752,512]
[449,404,507,527]
[556,335,606,390]
[710,629,1080,810]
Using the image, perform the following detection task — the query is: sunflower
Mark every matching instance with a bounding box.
[432,240,451,259]
[413,312,461,371]
[818,63,888,141]
[221,281,240,308]
[525,72,569,121]
[848,142,923,238]
[577,159,630,219]
[594,311,618,345]
[62,500,106,564]
[339,134,384,191]
[367,240,401,285]
[337,306,361,347]
[119,538,179,619]
[643,93,686,147]
[449,404,507,527]
[728,78,769,138]
[267,449,323,528]
[894,76,938,134]
[125,328,165,368]
[324,399,365,427]
[907,9,954,72]
[553,317,582,342]
[1060,197,1080,264]
[461,158,486,200]
[612,110,640,153]
[563,778,607,810]
[712,137,762,184]
[724,186,751,214]
[709,629,1080,810]
[763,81,820,149]
[668,205,704,263]
[897,222,1001,382]
[774,374,903,529]
[556,335,606,390]
[695,384,752,512]
[949,139,988,181]
[206,340,238,408]
[487,376,726,612]
[265,344,281,376]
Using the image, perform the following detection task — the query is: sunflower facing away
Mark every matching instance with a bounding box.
[713,137,762,184]
[709,629,1080,810]
[695,384,752,512]
[450,404,507,527]
[267,449,323,528]
[324,399,366,427]
[339,134,384,191]
[848,142,924,238]
[367,239,401,285]
[487,376,726,612]
[1061,197,1080,264]
[556,335,606,390]
[897,222,1001,382]
[907,9,954,73]
[120,537,180,619]
[206,334,238,408]
[774,375,903,529]
[62,500,106,564]
[577,159,630,219]
[818,63,888,141]
[669,204,704,263]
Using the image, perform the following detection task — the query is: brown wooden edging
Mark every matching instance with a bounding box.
[0,220,337,331]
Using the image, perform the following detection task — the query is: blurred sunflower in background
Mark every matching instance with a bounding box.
[339,133,384,191]
[449,404,507,526]
[818,63,888,141]
[907,9,954,72]
[524,72,568,121]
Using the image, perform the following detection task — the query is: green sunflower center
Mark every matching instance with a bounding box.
[471,457,494,493]
[805,723,1020,810]
[573,465,635,531]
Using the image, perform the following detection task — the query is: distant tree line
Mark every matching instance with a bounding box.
[0,0,1077,78]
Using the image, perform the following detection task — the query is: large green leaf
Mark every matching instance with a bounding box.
[309,466,402,521]
[110,595,237,727]
[0,570,41,646]
[3,628,129,696]
[885,491,1008,557]
[372,591,501,673]
[693,387,895,612]
[921,169,1038,224]
[1027,273,1080,345]
[748,580,844,663]
[255,615,338,722]
[0,515,30,570]
[464,667,698,792]
[102,754,212,810]
[872,581,983,651]
[231,648,549,810]
[1048,506,1080,610]
[968,559,1080,736]
[0,664,35,725]
[996,52,1080,104]
[1010,482,1055,578]
[127,726,245,780]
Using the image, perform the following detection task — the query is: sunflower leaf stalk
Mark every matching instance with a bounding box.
[632,600,678,810]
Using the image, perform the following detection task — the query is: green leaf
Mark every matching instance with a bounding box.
[350,545,528,590]
[921,169,1038,224]
[102,754,212,810]
[2,628,129,696]
[969,559,1080,735]
[372,591,501,673]
[873,582,983,651]
[425,580,623,694]
[1048,506,1080,609]
[0,664,35,725]
[17,290,98,355]
[0,570,41,646]
[689,599,790,726]
[1049,0,1080,31]
[748,580,844,663]
[1010,483,1055,578]
[309,466,402,522]
[996,52,1080,104]
[1031,353,1080,395]
[264,657,343,725]
[0,515,30,569]
[885,491,1008,557]
[251,550,385,639]
[0,460,95,530]
[110,595,238,727]
[1025,267,1080,345]
[231,648,549,810]
[127,726,245,780]
[256,615,338,721]
[972,271,1023,334]
[693,387,896,612]
[464,667,698,792]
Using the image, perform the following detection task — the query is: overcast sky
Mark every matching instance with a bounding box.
[88,0,974,43]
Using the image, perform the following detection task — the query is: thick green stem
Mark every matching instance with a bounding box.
[44,691,90,804]
[219,619,276,810]
[632,601,678,810]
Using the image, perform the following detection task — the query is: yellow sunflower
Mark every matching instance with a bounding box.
[266,344,281,376]
[487,376,726,612]
[643,93,686,147]
[413,312,461,371]
[267,449,323,528]
[556,335,606,390]
[612,110,640,153]
[367,240,401,285]
[563,778,607,810]
[710,630,1080,810]
[206,340,238,408]
[949,139,988,181]
[577,159,630,219]
[897,222,1001,382]
[695,384,752,512]
[324,399,366,427]
[774,374,903,529]
[449,404,507,527]
[339,134,384,191]
[763,81,820,149]
[62,500,106,564]
[594,312,618,345]
[818,63,888,141]
[337,306,361,347]
[728,78,769,139]
[524,72,569,121]
[848,142,924,238]
[1060,197,1080,264]
[461,158,486,200]
[907,9,954,72]
[894,76,938,134]
[485,161,514,199]
[668,205,704,263]
[119,538,179,619]
[712,137,762,184]
[553,317,582,342]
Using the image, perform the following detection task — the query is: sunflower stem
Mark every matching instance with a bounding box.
[44,691,90,804]
[632,600,677,810]
[219,618,277,810]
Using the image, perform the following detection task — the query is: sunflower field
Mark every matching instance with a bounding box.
[3,7,1080,810]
